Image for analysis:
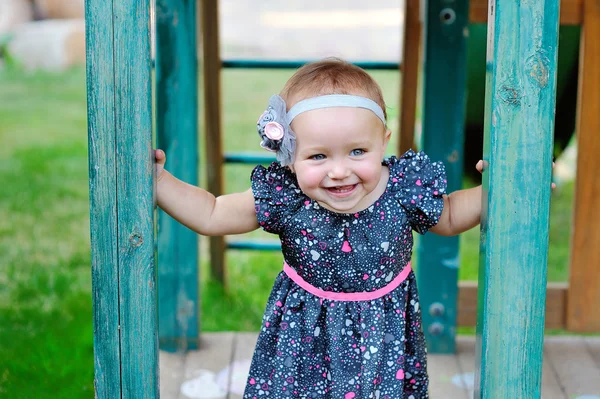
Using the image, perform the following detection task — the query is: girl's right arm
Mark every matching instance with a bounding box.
[155,150,259,236]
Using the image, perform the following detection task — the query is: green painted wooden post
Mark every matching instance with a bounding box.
[417,0,470,354]
[156,0,199,353]
[86,0,158,397]
[474,0,559,396]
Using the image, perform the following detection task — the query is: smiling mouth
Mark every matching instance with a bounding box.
[326,184,357,196]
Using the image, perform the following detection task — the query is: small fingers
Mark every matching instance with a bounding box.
[475,160,484,174]
[155,149,166,163]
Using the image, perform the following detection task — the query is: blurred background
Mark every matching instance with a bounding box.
[0,0,578,397]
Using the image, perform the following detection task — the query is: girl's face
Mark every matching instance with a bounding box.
[290,106,391,214]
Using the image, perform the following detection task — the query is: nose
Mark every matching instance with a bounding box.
[327,160,351,180]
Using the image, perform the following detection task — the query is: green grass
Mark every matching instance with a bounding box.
[0,66,575,397]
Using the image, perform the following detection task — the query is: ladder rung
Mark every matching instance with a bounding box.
[222,59,401,70]
[227,240,281,251]
[224,153,277,164]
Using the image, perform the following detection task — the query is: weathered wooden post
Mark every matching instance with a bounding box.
[475,0,560,396]
[155,0,200,352]
[417,0,470,353]
[86,0,158,396]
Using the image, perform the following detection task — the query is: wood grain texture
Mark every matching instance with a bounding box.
[156,0,200,352]
[567,0,600,333]
[86,0,158,396]
[85,0,121,396]
[417,0,469,354]
[112,0,158,396]
[469,0,583,25]
[475,0,560,396]
[398,0,420,154]
[201,0,227,284]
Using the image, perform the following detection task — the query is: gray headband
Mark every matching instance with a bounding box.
[257,94,386,166]
[286,94,387,125]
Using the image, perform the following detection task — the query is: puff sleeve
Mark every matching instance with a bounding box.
[390,150,447,235]
[250,162,299,235]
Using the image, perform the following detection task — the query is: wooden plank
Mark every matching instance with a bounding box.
[541,340,570,399]
[541,349,567,399]
[457,336,566,399]
[178,332,235,399]
[112,0,158,396]
[156,0,200,352]
[455,336,476,398]
[228,332,259,399]
[457,282,568,329]
[567,0,600,333]
[398,0,420,154]
[585,336,600,370]
[86,0,158,397]
[201,0,227,285]
[469,0,583,25]
[417,0,469,354]
[474,0,560,396]
[545,336,600,396]
[427,353,467,399]
[159,351,186,398]
[85,0,121,396]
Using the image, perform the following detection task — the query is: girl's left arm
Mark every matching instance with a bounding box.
[429,185,482,236]
[431,160,555,236]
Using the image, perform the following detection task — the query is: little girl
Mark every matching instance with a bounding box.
[156,59,483,398]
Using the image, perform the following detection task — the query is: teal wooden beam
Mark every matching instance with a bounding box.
[417,0,470,354]
[475,0,559,396]
[227,240,281,251]
[86,0,158,397]
[223,152,276,165]
[156,0,199,353]
[222,59,400,70]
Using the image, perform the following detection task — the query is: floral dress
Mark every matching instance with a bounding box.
[243,150,447,399]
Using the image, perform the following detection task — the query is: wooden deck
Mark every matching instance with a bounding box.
[159,333,600,399]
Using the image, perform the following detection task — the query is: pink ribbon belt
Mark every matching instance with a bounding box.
[283,262,412,302]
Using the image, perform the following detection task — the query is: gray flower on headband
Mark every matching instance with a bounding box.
[257,95,296,166]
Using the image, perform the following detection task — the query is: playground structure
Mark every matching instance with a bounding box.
[85,0,599,397]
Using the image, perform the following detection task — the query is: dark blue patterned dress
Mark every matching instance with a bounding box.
[243,150,447,399]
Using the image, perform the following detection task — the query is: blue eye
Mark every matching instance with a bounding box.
[350,149,365,156]
[310,154,326,161]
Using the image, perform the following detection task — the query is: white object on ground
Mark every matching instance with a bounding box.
[180,369,227,399]
[215,359,252,395]
[7,19,85,72]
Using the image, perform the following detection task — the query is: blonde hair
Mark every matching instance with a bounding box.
[280,58,388,122]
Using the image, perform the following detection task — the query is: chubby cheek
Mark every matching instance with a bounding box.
[294,165,324,193]
[359,164,382,189]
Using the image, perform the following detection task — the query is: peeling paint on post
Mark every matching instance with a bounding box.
[86,0,158,397]
[474,0,560,397]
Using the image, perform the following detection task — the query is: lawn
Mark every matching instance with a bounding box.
[0,66,574,397]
